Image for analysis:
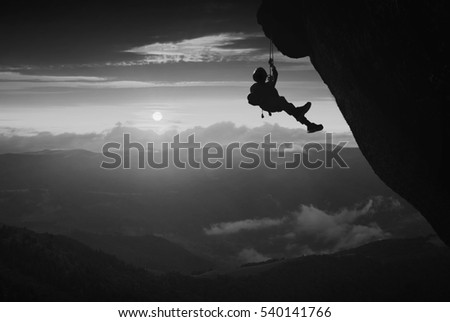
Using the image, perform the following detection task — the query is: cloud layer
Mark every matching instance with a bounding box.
[205,197,395,263]
[0,71,255,91]
[0,122,356,154]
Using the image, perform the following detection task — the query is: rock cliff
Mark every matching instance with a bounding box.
[257,0,450,245]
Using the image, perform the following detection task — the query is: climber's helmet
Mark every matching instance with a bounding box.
[253,67,268,83]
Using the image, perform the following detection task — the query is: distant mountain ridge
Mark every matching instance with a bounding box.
[69,231,213,274]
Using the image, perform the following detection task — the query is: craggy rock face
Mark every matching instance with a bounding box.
[258,0,450,245]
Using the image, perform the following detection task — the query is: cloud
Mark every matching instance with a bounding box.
[0,71,145,91]
[0,71,257,91]
[179,122,356,148]
[0,122,356,154]
[0,80,152,91]
[0,72,106,82]
[1,1,263,67]
[204,217,285,235]
[291,201,390,252]
[123,33,264,64]
[238,248,270,264]
[119,33,315,66]
[1,79,324,91]
[205,198,394,258]
[0,131,105,154]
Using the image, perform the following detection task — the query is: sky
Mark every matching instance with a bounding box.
[0,0,351,142]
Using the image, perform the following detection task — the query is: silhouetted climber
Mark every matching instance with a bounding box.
[247,58,324,133]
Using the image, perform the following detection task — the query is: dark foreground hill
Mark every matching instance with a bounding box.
[0,225,176,301]
[1,224,449,301]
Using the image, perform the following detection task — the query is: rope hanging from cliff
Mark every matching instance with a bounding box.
[269,38,274,77]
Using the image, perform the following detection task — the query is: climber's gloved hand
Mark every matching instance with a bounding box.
[268,58,274,66]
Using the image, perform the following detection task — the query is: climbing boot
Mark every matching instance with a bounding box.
[307,123,324,133]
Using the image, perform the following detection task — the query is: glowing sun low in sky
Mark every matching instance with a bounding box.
[152,111,163,121]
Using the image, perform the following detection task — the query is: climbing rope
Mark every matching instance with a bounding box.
[269,38,274,77]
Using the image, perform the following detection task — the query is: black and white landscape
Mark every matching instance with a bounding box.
[1,0,449,301]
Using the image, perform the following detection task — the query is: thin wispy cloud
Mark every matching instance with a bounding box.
[204,217,285,235]
[0,71,325,91]
[0,72,254,91]
[116,32,318,68]
[0,72,107,82]
[0,80,150,91]
[120,33,315,66]
[123,33,265,64]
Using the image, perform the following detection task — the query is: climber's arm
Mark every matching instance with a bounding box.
[272,65,278,86]
[268,59,278,86]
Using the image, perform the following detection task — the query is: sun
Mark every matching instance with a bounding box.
[152,111,163,122]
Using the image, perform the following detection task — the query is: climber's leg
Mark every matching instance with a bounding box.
[292,113,311,126]
[280,100,309,124]
[296,102,311,116]
[279,97,310,117]
[278,97,297,115]
[279,98,323,133]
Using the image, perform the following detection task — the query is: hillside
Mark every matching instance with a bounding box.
[0,225,174,301]
[69,231,213,274]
